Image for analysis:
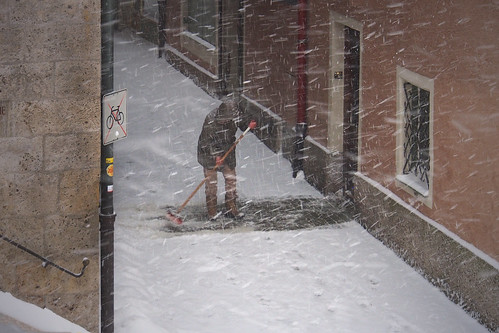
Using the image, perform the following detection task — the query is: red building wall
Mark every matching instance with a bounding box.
[243,0,498,262]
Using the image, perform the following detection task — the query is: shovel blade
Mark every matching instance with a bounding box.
[166,210,183,224]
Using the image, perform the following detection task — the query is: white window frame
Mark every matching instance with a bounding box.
[395,66,434,208]
[328,11,363,155]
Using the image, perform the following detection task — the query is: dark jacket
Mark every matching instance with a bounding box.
[197,107,237,170]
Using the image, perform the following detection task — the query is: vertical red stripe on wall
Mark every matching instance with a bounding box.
[296,0,307,124]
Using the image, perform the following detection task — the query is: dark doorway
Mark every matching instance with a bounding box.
[342,26,360,201]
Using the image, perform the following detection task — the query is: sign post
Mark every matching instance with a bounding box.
[100,1,119,332]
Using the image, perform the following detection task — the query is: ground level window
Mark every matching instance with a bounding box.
[142,0,159,21]
[396,67,434,206]
[186,0,217,46]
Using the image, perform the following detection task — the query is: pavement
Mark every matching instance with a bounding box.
[159,195,356,233]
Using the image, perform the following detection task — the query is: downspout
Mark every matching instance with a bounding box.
[237,0,244,95]
[157,0,167,58]
[101,0,116,332]
[292,0,308,178]
[218,0,226,95]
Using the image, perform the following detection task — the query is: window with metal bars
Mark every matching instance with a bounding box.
[402,82,430,192]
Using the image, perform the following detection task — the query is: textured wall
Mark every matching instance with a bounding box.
[0,1,101,332]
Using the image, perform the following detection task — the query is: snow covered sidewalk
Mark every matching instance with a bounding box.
[112,32,487,333]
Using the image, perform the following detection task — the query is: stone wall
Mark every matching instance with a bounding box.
[0,1,101,332]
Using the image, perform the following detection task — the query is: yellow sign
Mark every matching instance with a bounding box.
[106,164,114,177]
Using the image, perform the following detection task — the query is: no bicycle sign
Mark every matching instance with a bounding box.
[102,89,127,145]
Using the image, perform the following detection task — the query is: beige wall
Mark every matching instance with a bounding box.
[0,1,101,332]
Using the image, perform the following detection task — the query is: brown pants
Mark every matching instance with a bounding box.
[204,167,237,217]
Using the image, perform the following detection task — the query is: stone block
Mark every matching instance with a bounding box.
[0,63,55,100]
[0,28,22,64]
[0,216,45,256]
[44,214,99,257]
[55,61,100,99]
[0,2,9,25]
[9,0,100,25]
[0,137,43,172]
[58,168,100,215]
[19,24,100,63]
[11,99,100,137]
[1,173,58,217]
[44,132,100,171]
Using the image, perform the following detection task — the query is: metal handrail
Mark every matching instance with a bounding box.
[0,234,89,278]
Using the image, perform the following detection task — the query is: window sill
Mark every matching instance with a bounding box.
[180,31,218,73]
[396,174,429,197]
[181,31,216,51]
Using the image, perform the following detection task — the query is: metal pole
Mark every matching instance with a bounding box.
[101,0,116,332]
[292,0,308,178]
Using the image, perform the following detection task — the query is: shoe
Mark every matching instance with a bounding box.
[224,211,245,219]
[210,211,222,221]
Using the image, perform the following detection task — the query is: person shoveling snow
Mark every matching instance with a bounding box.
[166,94,256,224]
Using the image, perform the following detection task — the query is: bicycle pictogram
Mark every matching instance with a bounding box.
[106,105,125,129]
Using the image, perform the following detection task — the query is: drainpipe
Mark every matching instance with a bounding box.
[218,0,226,95]
[101,0,116,332]
[237,0,244,95]
[292,0,308,178]
[157,0,167,58]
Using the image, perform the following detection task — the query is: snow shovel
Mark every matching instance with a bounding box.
[166,120,257,224]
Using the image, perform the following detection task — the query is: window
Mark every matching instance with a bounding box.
[402,82,430,190]
[396,67,434,206]
[185,0,217,46]
[142,0,159,22]
[180,0,218,72]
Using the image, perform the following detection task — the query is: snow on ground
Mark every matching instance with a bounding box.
[111,31,488,333]
[0,292,89,333]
